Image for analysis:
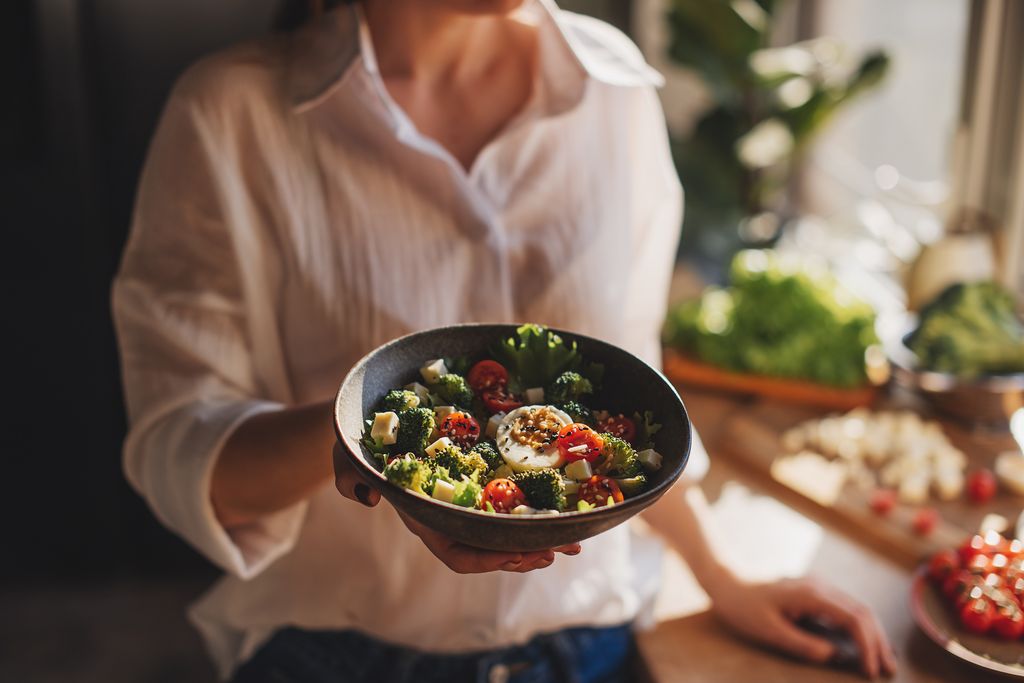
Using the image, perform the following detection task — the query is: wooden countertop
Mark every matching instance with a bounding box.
[636,388,1018,683]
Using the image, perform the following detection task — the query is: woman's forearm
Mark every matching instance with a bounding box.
[639,483,738,598]
[211,399,336,527]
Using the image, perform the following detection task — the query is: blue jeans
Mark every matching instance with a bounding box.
[231,624,635,683]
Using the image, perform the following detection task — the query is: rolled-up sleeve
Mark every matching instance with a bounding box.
[112,74,304,579]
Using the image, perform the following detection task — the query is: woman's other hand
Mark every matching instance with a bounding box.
[332,442,581,573]
[708,576,897,679]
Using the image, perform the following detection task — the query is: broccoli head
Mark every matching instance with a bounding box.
[908,282,1024,377]
[546,371,593,405]
[510,468,566,510]
[600,434,642,478]
[395,408,436,456]
[383,455,432,493]
[614,474,648,498]
[558,400,594,426]
[431,374,474,408]
[379,389,420,412]
[431,444,490,480]
[469,440,504,471]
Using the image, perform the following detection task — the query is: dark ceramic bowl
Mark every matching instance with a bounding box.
[334,324,692,552]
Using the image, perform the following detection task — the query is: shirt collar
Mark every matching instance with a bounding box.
[285,0,663,113]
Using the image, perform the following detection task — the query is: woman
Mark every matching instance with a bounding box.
[113,0,897,681]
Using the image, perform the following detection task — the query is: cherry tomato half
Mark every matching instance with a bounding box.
[439,411,480,448]
[597,414,636,444]
[967,469,997,504]
[960,596,995,634]
[929,550,961,584]
[481,478,527,514]
[468,360,509,393]
[577,475,624,507]
[557,423,605,463]
[481,387,523,414]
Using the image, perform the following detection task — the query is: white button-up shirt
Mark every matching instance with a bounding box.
[112,0,708,678]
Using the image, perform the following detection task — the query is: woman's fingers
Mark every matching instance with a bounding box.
[798,585,892,678]
[397,510,575,574]
[763,615,836,664]
[332,442,380,507]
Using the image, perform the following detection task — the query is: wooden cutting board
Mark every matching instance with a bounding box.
[677,384,1024,568]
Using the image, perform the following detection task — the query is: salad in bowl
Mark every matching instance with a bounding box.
[334,323,690,551]
[363,326,665,515]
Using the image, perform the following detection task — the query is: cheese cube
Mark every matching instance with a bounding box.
[524,387,545,404]
[563,480,580,496]
[420,359,448,385]
[404,382,431,405]
[638,449,663,472]
[425,437,454,458]
[432,479,456,504]
[565,459,593,481]
[434,405,457,422]
[370,411,400,445]
[486,413,505,438]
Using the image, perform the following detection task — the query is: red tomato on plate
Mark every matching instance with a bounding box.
[596,414,636,444]
[439,411,480,448]
[928,550,960,583]
[481,479,526,514]
[967,469,997,504]
[577,475,624,507]
[468,360,508,393]
[557,423,604,463]
[993,607,1024,640]
[960,596,995,634]
[481,388,523,414]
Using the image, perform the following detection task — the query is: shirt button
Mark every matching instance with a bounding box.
[488,663,510,683]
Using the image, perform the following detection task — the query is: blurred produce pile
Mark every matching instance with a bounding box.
[663,249,879,388]
[907,281,1024,378]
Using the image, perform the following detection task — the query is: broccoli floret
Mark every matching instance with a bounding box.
[452,476,483,508]
[394,408,436,456]
[383,455,432,493]
[546,371,593,405]
[431,374,474,408]
[600,434,642,478]
[469,440,503,471]
[424,465,454,497]
[510,468,566,510]
[614,474,648,498]
[558,400,594,426]
[908,282,1024,377]
[432,445,490,480]
[379,389,420,412]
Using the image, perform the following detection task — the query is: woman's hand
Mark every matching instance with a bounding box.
[332,442,580,573]
[707,575,897,679]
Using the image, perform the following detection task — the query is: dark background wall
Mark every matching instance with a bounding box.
[2,0,631,581]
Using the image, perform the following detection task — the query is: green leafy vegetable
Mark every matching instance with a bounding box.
[907,281,1024,377]
[633,411,662,450]
[491,324,585,389]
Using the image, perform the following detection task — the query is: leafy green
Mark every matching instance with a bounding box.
[907,281,1024,377]
[491,324,585,390]
[663,250,878,388]
[633,411,662,450]
[360,419,390,460]
[452,476,483,508]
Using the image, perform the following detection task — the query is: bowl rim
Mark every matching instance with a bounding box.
[333,323,692,523]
